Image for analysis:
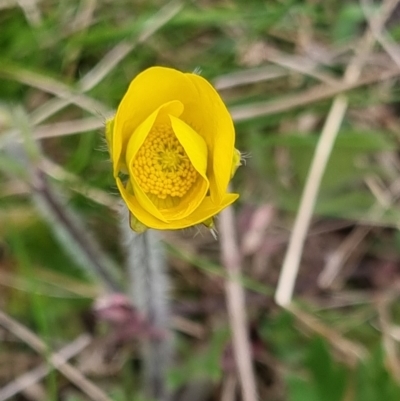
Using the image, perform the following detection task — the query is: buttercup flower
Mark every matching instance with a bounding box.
[106,66,241,231]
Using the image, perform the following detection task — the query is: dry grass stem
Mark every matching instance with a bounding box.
[264,46,339,85]
[318,175,400,288]
[219,205,259,401]
[275,94,348,306]
[42,158,119,211]
[78,1,183,92]
[288,304,368,365]
[0,310,113,401]
[16,0,42,27]
[275,0,397,307]
[0,0,18,10]
[220,374,238,401]
[214,66,287,90]
[230,65,400,122]
[32,117,107,140]
[377,296,400,383]
[361,0,400,68]
[0,269,96,298]
[0,334,91,401]
[214,42,352,90]
[69,0,97,33]
[1,1,182,137]
[171,316,205,339]
[318,226,371,289]
[0,66,109,117]
[11,0,184,164]
[5,122,102,165]
[31,98,76,125]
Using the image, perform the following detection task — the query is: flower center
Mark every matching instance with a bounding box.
[132,124,198,200]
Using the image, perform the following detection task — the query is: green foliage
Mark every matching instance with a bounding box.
[2,0,400,399]
[286,374,319,401]
[355,347,400,401]
[284,336,400,401]
[333,4,365,43]
[306,338,348,401]
[168,328,229,389]
[249,129,397,222]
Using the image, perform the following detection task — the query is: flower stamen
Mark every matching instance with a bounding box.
[132,124,198,200]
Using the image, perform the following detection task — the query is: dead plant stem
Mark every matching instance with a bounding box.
[0,310,113,401]
[219,205,259,401]
[275,0,400,307]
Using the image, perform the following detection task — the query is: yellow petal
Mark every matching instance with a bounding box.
[130,177,169,222]
[183,73,235,203]
[169,115,208,176]
[116,179,169,230]
[110,66,241,231]
[157,115,209,219]
[125,112,210,223]
[116,179,167,230]
[117,177,168,223]
[113,67,197,173]
[119,193,239,230]
[182,193,239,227]
[160,177,209,221]
[119,100,183,176]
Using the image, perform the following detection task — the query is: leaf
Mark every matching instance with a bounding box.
[355,347,400,401]
[333,4,365,43]
[306,338,348,401]
[286,374,319,401]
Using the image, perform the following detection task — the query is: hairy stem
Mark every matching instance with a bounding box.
[120,209,171,401]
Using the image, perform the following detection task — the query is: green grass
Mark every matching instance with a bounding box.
[1,0,400,400]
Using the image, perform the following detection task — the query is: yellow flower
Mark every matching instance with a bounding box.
[106,66,241,231]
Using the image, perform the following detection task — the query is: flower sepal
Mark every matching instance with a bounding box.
[129,213,148,233]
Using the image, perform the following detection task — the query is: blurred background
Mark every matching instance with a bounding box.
[2,0,400,400]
